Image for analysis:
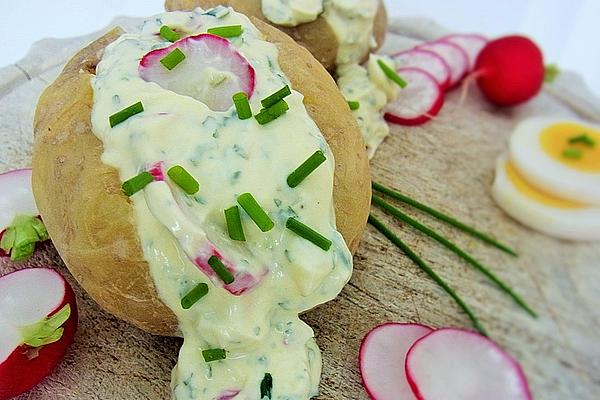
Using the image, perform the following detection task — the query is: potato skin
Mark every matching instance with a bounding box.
[165,0,388,71]
[32,20,370,336]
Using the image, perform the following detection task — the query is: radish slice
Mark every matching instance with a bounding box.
[0,169,38,229]
[440,34,488,70]
[406,328,532,400]
[139,34,256,112]
[0,268,78,399]
[360,323,433,400]
[417,41,469,89]
[384,68,444,126]
[391,49,451,89]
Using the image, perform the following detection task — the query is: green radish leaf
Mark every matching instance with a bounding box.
[21,304,71,347]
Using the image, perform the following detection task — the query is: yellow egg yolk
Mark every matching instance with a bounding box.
[505,160,585,209]
[540,122,600,172]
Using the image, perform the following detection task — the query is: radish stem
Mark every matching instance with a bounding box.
[372,181,518,257]
[368,213,487,336]
[372,195,537,317]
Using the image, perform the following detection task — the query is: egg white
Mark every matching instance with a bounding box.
[492,154,600,241]
[509,117,600,206]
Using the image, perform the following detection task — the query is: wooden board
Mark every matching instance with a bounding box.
[1,18,599,400]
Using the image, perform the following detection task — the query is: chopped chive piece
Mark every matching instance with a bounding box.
[372,181,518,257]
[347,100,360,110]
[372,195,537,318]
[167,165,200,195]
[260,373,273,399]
[160,48,186,70]
[202,348,227,362]
[286,218,332,251]
[160,25,180,42]
[181,283,209,309]
[261,85,292,108]
[287,150,327,188]
[569,133,596,147]
[204,6,230,18]
[207,25,243,38]
[377,59,407,88]
[544,64,560,83]
[208,255,235,284]
[563,148,583,159]
[237,193,274,232]
[368,214,487,336]
[233,92,252,120]
[109,101,144,127]
[225,206,246,241]
[255,100,289,125]
[122,171,154,196]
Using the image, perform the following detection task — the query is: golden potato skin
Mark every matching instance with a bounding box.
[165,0,388,70]
[32,21,370,336]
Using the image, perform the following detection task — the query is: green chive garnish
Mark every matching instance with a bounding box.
[204,6,230,18]
[368,213,487,336]
[347,101,360,110]
[181,283,209,309]
[202,348,227,362]
[109,101,144,127]
[261,85,292,108]
[233,92,252,120]
[237,193,274,232]
[372,181,518,257]
[225,205,246,241]
[286,218,332,251]
[569,133,596,147]
[160,25,180,42]
[287,150,326,188]
[372,194,537,317]
[207,25,243,38]
[122,171,154,196]
[377,59,407,88]
[255,100,289,125]
[208,255,234,284]
[260,373,273,399]
[160,48,186,70]
[167,166,200,195]
[563,148,583,159]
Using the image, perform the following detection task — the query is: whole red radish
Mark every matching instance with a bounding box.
[475,35,544,106]
[0,268,78,399]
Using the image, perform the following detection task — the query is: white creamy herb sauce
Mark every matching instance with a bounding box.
[91,9,352,400]
[262,0,396,158]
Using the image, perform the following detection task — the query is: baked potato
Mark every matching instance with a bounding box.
[32,18,371,336]
[165,0,388,71]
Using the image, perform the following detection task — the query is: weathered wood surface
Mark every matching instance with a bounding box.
[1,18,599,400]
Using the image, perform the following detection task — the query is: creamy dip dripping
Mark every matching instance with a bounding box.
[91,8,352,400]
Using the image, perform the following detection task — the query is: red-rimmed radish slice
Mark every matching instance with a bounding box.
[139,34,256,112]
[0,268,78,399]
[384,68,444,126]
[440,34,488,70]
[0,169,37,229]
[417,41,469,89]
[406,328,532,400]
[360,323,433,400]
[391,49,451,90]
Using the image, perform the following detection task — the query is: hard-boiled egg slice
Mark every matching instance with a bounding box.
[510,117,600,205]
[492,153,600,241]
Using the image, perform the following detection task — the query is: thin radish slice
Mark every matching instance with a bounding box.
[139,34,256,112]
[0,268,78,399]
[0,169,38,229]
[417,41,469,89]
[391,49,451,89]
[440,34,488,70]
[360,323,433,400]
[406,328,532,400]
[384,68,444,126]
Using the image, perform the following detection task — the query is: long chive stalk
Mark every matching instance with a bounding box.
[372,195,537,317]
[368,214,487,335]
[372,181,518,257]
